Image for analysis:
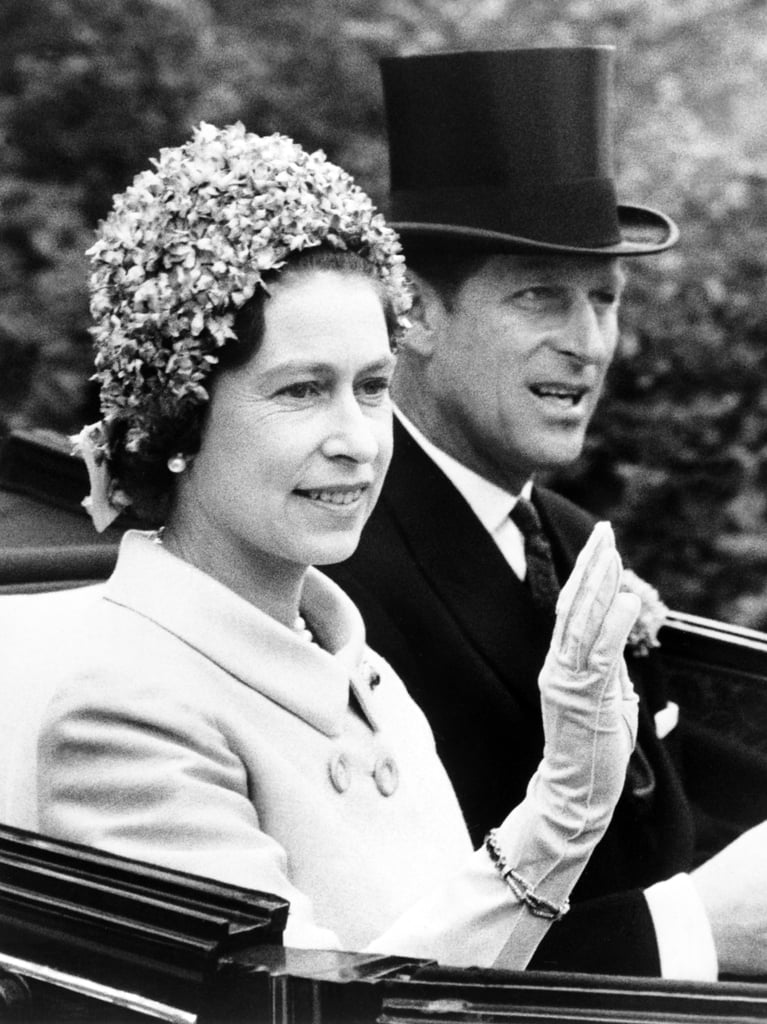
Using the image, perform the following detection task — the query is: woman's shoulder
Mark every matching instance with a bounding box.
[1,584,111,690]
[23,585,214,728]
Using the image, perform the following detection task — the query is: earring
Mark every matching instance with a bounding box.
[167,453,187,474]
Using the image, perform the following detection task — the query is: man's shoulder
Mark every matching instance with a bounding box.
[534,484,598,533]
[532,484,599,572]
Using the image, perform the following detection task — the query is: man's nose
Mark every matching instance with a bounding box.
[321,395,379,463]
[557,297,612,364]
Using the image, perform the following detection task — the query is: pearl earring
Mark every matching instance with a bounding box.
[167,453,187,474]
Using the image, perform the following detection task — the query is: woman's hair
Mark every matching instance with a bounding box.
[221,248,401,372]
[76,122,411,527]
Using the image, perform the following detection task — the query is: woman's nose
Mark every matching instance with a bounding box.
[321,396,379,463]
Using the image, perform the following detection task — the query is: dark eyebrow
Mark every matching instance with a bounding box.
[503,258,626,286]
[260,354,397,381]
[508,259,555,274]
[262,360,332,377]
[358,354,398,374]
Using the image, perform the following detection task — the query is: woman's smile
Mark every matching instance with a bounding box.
[297,484,370,509]
[168,270,394,602]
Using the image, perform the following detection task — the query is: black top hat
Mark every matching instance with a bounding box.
[380,47,678,256]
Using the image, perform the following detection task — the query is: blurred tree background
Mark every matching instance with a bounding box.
[1,0,767,626]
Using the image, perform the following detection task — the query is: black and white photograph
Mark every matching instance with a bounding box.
[0,2,766,1020]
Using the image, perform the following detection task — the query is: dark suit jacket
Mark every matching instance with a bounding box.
[327,420,698,976]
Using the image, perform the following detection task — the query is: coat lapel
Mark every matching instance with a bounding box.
[380,422,548,707]
[532,485,597,585]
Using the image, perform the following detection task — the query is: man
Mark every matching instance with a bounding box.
[328,48,767,979]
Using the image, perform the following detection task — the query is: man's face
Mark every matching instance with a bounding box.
[415,253,624,492]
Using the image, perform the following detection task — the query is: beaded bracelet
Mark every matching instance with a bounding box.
[484,829,571,922]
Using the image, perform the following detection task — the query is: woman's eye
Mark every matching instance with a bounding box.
[279,381,320,399]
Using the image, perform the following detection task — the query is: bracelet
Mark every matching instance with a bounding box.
[484,829,570,922]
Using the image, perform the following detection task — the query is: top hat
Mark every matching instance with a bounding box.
[380,47,678,255]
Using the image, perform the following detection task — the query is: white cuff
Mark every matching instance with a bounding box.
[644,873,718,980]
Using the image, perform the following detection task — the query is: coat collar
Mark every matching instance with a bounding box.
[104,531,378,737]
[377,422,596,703]
[394,406,534,537]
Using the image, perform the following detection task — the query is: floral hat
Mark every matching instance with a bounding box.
[73,122,411,529]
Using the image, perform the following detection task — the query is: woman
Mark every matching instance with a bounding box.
[37,122,639,969]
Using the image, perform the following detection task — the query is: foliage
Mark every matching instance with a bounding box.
[2,0,767,626]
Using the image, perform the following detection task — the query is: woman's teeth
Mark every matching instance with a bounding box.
[305,488,363,505]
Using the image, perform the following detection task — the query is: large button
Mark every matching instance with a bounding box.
[328,753,351,793]
[373,756,399,797]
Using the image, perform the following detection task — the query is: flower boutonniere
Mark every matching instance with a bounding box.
[620,569,669,656]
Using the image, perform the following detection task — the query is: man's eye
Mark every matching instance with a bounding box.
[510,287,564,311]
[591,291,618,310]
[358,377,392,400]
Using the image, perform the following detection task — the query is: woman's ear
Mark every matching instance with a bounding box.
[400,273,446,357]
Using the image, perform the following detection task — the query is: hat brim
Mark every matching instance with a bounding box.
[391,204,678,257]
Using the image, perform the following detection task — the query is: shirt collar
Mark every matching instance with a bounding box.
[394,406,533,533]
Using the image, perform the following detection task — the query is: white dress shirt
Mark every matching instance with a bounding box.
[394,408,532,580]
[394,407,718,980]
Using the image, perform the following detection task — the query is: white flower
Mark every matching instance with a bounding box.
[621,568,669,655]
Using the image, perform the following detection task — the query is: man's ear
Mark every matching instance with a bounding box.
[400,272,446,357]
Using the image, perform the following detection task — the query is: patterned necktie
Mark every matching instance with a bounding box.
[510,496,560,619]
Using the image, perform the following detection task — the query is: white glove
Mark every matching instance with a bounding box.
[491,521,640,965]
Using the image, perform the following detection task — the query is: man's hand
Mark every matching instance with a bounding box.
[691,820,767,977]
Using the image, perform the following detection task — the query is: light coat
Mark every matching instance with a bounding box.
[37,531,558,968]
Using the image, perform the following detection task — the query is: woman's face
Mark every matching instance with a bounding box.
[174,270,395,582]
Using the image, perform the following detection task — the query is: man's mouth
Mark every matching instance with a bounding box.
[529,383,588,407]
[296,486,368,506]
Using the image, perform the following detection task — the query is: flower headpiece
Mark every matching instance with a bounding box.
[74,122,411,529]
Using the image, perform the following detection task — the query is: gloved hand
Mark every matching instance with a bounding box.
[491,521,640,965]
